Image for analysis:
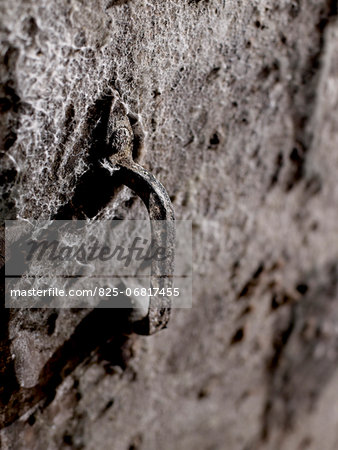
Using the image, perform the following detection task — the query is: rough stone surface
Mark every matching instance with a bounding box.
[1,0,338,449]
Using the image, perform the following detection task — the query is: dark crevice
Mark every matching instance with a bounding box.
[269,151,284,189]
[230,327,245,345]
[0,265,20,411]
[328,0,338,16]
[0,46,20,219]
[237,263,264,299]
[46,312,58,335]
[285,143,306,191]
[261,307,295,440]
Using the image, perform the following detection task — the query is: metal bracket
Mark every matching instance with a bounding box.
[104,99,175,335]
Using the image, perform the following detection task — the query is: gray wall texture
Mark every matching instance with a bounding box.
[1,0,338,449]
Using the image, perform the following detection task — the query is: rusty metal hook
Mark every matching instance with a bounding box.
[104,100,175,335]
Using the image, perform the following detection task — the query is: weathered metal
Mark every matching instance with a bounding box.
[105,98,175,335]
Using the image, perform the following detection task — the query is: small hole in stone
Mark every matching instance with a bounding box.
[27,414,36,426]
[290,147,302,163]
[105,399,114,409]
[296,283,308,295]
[280,34,287,45]
[63,434,73,446]
[209,133,220,147]
[47,312,58,335]
[197,387,209,399]
[231,327,244,344]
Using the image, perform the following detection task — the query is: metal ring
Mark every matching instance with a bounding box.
[105,104,175,335]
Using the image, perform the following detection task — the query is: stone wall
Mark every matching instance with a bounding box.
[1,1,338,449]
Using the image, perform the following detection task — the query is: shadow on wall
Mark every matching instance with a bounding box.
[0,281,135,429]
